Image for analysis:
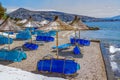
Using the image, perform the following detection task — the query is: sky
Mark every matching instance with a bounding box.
[0,0,120,18]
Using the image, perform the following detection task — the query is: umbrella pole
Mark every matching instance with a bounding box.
[56,31,59,59]
[30,29,32,43]
[79,31,80,39]
[8,34,10,50]
[2,32,3,36]
[75,30,77,45]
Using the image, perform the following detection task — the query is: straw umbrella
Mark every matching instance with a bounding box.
[69,16,89,38]
[0,17,21,50]
[39,16,76,59]
[22,16,40,43]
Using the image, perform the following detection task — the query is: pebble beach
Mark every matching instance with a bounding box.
[0,31,107,80]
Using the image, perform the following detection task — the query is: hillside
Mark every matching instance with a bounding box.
[9,8,120,22]
[9,8,100,22]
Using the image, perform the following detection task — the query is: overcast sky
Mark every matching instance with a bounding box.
[0,0,120,18]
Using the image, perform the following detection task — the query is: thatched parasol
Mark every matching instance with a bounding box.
[70,16,89,38]
[0,17,21,50]
[22,16,40,28]
[22,16,40,43]
[39,16,76,58]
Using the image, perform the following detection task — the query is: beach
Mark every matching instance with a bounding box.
[0,31,107,80]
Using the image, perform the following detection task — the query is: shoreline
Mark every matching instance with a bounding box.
[100,43,116,80]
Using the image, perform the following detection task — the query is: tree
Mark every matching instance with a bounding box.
[0,2,6,19]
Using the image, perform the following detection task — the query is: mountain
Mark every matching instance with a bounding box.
[9,8,120,22]
[111,15,120,20]
[9,8,100,22]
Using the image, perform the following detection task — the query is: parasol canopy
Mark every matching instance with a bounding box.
[0,17,22,50]
[39,20,49,26]
[39,16,75,31]
[69,16,90,39]
[0,17,21,32]
[69,16,89,30]
[22,16,40,28]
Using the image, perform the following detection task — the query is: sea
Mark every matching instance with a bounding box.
[80,21,120,79]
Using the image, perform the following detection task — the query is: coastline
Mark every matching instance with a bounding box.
[100,43,116,80]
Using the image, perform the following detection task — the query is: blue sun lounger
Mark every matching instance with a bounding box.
[4,32,14,35]
[37,58,80,75]
[36,36,54,42]
[73,46,81,55]
[77,39,90,46]
[36,30,56,36]
[52,43,72,49]
[70,38,90,46]
[0,49,27,62]
[16,30,31,40]
[23,42,39,50]
[0,35,13,44]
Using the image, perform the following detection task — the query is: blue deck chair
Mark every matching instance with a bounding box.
[23,42,39,50]
[16,30,31,40]
[70,38,76,44]
[52,43,72,49]
[0,35,13,44]
[70,38,90,46]
[77,39,90,46]
[5,32,14,35]
[36,36,54,42]
[0,49,27,62]
[73,46,81,55]
[37,58,80,75]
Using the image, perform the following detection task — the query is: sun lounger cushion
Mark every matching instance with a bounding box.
[36,36,54,42]
[0,49,27,62]
[23,42,39,50]
[25,28,38,35]
[16,30,31,40]
[73,46,81,55]
[70,38,90,46]
[37,30,56,36]
[5,32,14,35]
[37,59,80,75]
[77,39,90,46]
[0,35,13,44]
[70,38,76,44]
[52,43,72,49]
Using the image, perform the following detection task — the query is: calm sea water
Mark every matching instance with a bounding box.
[81,21,120,78]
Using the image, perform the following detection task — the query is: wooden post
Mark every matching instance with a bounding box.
[30,29,32,43]
[79,31,80,39]
[8,33,10,50]
[2,32,3,36]
[56,31,59,59]
[75,30,77,45]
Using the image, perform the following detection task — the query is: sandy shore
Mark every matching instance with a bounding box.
[0,31,107,80]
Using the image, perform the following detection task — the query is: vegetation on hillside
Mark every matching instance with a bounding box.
[0,2,6,19]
